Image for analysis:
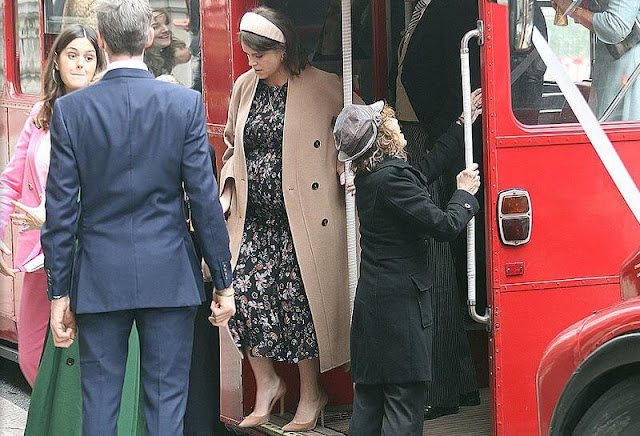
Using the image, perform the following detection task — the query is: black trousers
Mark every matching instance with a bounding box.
[184,284,233,436]
[349,382,426,436]
[77,306,197,436]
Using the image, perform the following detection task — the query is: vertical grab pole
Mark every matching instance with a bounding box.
[341,0,358,317]
[461,26,490,327]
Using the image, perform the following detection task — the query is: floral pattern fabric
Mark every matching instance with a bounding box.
[228,81,319,363]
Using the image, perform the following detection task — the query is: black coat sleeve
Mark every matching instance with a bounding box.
[402,0,480,145]
[380,166,479,242]
[412,123,464,183]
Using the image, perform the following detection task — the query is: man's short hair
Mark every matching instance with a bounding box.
[93,0,152,56]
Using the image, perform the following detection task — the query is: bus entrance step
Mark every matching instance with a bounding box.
[246,388,489,436]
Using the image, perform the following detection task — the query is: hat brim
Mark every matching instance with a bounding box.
[337,134,376,162]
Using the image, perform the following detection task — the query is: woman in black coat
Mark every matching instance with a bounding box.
[333,96,481,436]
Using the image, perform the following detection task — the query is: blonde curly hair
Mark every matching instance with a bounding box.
[352,105,407,173]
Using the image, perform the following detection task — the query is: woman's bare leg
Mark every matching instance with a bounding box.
[246,354,282,416]
[291,358,325,423]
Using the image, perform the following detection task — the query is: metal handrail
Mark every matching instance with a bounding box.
[461,23,491,328]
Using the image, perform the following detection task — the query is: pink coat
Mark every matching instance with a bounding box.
[0,103,48,271]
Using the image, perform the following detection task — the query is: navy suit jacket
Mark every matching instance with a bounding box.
[41,68,232,314]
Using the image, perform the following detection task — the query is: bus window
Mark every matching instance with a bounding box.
[44,0,98,33]
[511,1,588,125]
[514,0,640,125]
[146,3,194,87]
[16,0,42,95]
[261,0,375,103]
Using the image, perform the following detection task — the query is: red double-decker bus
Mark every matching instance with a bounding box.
[1,1,640,435]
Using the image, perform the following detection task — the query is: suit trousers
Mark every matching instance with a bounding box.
[77,306,197,436]
[349,382,427,436]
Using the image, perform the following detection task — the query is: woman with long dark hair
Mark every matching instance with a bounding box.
[0,24,105,386]
[144,9,191,77]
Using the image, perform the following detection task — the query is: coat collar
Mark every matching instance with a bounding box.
[373,157,429,186]
[100,68,154,81]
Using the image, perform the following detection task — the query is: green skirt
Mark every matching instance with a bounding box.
[24,325,145,435]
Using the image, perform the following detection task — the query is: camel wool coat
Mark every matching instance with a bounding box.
[220,66,356,372]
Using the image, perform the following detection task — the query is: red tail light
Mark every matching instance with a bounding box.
[498,189,532,246]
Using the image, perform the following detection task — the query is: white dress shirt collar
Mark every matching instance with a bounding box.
[107,59,149,72]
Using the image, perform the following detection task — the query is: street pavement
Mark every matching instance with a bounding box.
[0,360,29,436]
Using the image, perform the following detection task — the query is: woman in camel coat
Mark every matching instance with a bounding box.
[219,6,358,432]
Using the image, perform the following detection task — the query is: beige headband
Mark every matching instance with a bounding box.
[240,12,286,44]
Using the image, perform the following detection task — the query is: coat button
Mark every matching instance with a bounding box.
[314,140,321,148]
[66,357,75,366]
[28,182,34,190]
[464,203,471,209]
[321,219,328,226]
[312,182,319,190]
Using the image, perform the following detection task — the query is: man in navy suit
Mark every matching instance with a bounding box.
[41,1,236,434]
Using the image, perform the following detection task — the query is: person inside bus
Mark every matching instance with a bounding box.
[552,0,640,121]
[0,24,104,387]
[333,97,482,436]
[219,6,358,431]
[397,0,482,420]
[144,8,191,78]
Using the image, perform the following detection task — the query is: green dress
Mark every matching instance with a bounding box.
[24,325,146,435]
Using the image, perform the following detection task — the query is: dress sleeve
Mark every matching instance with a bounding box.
[592,0,640,44]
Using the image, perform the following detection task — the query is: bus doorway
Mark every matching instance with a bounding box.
[212,1,492,434]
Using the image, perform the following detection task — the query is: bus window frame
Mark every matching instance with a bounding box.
[505,1,640,136]
[10,0,45,99]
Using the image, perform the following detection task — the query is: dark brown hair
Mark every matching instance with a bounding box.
[145,9,188,77]
[35,24,105,130]
[239,6,308,76]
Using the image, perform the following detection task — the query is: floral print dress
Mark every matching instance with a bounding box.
[228,80,319,363]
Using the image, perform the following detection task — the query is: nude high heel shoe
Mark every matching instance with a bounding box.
[238,378,287,428]
[281,390,329,432]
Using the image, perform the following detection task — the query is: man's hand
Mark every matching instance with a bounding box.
[10,196,46,232]
[0,240,18,278]
[209,288,236,327]
[50,296,76,348]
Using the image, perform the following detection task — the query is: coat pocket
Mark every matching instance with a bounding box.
[410,271,433,328]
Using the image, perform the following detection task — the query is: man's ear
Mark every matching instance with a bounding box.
[97,32,106,51]
[144,27,154,49]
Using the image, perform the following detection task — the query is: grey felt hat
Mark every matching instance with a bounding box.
[333,101,384,162]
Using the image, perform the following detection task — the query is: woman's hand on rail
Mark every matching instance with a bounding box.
[340,171,356,196]
[457,89,483,125]
[0,240,18,278]
[456,163,481,196]
[10,195,45,232]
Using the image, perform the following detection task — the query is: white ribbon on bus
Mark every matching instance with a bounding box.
[532,28,640,224]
